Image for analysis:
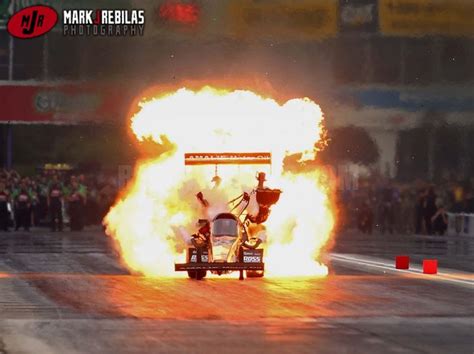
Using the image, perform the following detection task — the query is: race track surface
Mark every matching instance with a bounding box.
[0,229,472,354]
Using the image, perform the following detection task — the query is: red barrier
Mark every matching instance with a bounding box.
[395,255,410,269]
[423,259,438,274]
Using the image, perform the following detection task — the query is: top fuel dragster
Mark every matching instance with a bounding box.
[174,152,281,280]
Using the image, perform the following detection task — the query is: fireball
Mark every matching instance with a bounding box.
[104,86,335,277]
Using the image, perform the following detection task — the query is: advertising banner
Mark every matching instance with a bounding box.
[339,0,378,33]
[0,83,133,124]
[379,0,474,36]
[337,87,474,112]
[229,0,338,41]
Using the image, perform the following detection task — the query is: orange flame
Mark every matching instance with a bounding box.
[104,87,335,277]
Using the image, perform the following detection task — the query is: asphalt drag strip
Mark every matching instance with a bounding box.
[0,230,473,353]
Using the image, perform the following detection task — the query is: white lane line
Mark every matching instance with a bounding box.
[333,254,471,277]
[329,253,474,288]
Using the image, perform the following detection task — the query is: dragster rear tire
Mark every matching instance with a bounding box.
[196,270,207,280]
[188,270,207,280]
[246,270,264,278]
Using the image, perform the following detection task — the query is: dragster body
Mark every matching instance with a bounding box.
[174,152,281,280]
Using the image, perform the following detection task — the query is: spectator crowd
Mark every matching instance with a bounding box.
[0,168,118,232]
[336,176,474,236]
[1,167,473,237]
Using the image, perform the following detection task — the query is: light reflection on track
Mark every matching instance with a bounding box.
[0,271,469,321]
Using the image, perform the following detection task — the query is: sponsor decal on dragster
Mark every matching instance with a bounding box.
[7,5,58,39]
[190,254,209,262]
[189,249,209,262]
[243,256,261,263]
[242,249,263,263]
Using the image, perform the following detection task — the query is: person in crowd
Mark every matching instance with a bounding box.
[415,188,427,234]
[431,204,448,235]
[78,174,88,196]
[357,199,374,234]
[379,182,394,234]
[0,183,10,231]
[452,183,464,212]
[85,181,100,225]
[98,178,117,219]
[391,184,403,233]
[68,181,85,231]
[334,191,348,232]
[37,176,49,222]
[0,169,120,231]
[463,189,474,213]
[399,190,415,234]
[14,184,31,231]
[29,180,41,227]
[48,183,63,232]
[424,186,438,235]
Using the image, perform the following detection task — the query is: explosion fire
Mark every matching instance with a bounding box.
[104,87,335,277]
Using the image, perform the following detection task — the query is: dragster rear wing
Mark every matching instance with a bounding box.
[184,152,271,165]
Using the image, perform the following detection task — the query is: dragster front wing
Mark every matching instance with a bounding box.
[175,262,264,272]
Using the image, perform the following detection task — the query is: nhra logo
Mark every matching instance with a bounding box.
[7,5,58,39]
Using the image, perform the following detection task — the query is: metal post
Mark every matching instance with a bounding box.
[432,38,443,82]
[0,125,3,168]
[427,126,435,181]
[43,35,49,80]
[8,35,13,80]
[6,124,12,169]
[400,38,406,83]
